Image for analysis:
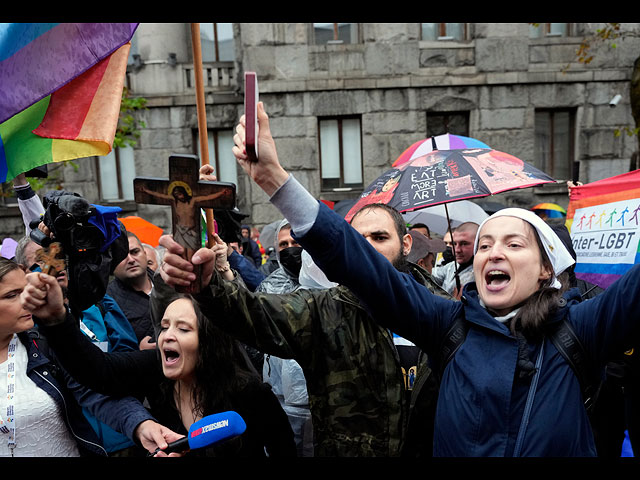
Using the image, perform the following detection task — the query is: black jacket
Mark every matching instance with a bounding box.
[38,315,296,457]
[106,268,155,342]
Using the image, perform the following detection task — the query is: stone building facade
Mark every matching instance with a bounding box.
[2,22,639,240]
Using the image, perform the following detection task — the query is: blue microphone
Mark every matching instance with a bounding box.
[152,411,246,455]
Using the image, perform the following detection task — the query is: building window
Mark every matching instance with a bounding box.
[313,23,358,44]
[529,23,569,38]
[196,129,237,187]
[421,23,466,41]
[97,146,136,201]
[200,23,235,62]
[319,117,363,191]
[534,109,575,181]
[426,111,470,137]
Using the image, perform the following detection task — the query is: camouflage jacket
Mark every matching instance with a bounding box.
[193,263,451,457]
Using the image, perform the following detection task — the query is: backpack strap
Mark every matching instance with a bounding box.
[548,319,600,413]
[437,314,600,412]
[436,318,468,381]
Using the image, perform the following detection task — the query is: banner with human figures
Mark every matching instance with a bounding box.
[566,170,640,289]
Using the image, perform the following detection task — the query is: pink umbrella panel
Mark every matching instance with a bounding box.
[392,134,490,168]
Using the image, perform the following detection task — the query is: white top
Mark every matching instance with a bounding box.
[431,261,475,296]
[0,339,80,457]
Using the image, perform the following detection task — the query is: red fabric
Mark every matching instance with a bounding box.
[33,53,109,140]
[569,170,640,202]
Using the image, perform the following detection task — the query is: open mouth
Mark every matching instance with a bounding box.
[163,348,180,365]
[485,270,511,289]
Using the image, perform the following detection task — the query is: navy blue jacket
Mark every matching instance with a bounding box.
[293,202,640,457]
[20,328,155,456]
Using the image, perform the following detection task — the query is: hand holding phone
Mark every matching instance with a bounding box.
[244,72,259,162]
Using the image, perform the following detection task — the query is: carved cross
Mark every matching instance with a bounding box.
[35,242,66,276]
[133,154,236,292]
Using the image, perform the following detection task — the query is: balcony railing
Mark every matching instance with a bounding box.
[183,61,236,91]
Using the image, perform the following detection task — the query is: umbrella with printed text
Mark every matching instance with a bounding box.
[119,215,164,247]
[392,133,490,168]
[345,147,556,291]
[346,148,556,222]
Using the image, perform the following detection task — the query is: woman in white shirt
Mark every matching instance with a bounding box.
[0,256,176,456]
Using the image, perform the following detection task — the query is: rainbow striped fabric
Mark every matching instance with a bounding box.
[0,23,138,183]
[566,170,640,289]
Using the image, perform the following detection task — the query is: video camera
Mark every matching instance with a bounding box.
[29,190,129,313]
[29,191,103,255]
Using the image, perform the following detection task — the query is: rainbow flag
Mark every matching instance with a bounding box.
[0,23,138,183]
[0,23,138,123]
[566,170,640,289]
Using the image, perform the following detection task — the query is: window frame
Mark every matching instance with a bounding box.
[199,22,235,62]
[193,128,238,186]
[318,115,364,192]
[534,107,576,182]
[426,110,471,138]
[529,23,571,38]
[420,23,468,42]
[312,23,360,45]
[95,146,136,202]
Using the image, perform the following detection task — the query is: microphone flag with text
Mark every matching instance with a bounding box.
[152,411,247,455]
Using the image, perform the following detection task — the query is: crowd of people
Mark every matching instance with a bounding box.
[0,102,638,459]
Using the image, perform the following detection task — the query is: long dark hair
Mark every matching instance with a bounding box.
[190,299,259,417]
[507,224,569,340]
[150,277,260,422]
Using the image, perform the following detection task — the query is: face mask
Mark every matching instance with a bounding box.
[442,246,455,264]
[279,246,303,278]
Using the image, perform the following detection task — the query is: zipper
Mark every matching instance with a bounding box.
[33,370,108,456]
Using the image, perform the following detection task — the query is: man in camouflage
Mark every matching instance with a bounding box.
[159,203,452,457]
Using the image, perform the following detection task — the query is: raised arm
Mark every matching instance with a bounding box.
[230,103,454,354]
[21,271,162,397]
[158,233,318,362]
[569,264,640,366]
[12,173,45,236]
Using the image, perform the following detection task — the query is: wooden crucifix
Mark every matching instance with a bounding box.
[35,242,66,276]
[133,154,236,293]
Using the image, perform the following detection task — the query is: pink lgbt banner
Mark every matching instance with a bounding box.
[566,170,640,289]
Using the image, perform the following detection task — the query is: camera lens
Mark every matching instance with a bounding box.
[54,212,76,231]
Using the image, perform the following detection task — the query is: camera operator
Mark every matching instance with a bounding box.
[11,178,161,456]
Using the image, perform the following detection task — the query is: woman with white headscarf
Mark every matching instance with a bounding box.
[227,103,640,456]
[275,195,639,457]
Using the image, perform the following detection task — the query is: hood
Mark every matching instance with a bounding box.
[273,218,290,265]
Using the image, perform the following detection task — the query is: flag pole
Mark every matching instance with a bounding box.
[190,23,215,247]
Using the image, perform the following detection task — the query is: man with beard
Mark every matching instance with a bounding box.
[431,221,478,299]
[158,199,452,457]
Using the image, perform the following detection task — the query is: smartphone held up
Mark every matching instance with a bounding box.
[244,71,259,162]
